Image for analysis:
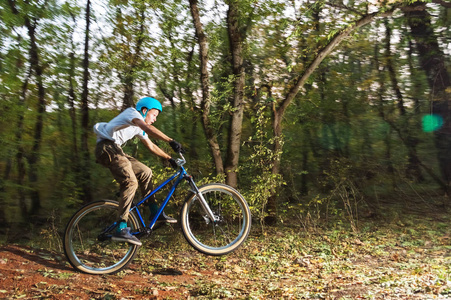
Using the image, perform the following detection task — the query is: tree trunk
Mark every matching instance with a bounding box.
[28,66,43,213]
[384,19,423,182]
[265,105,284,223]
[8,0,47,215]
[185,47,200,160]
[68,11,80,165]
[0,177,8,229]
[224,0,246,188]
[169,35,182,135]
[407,40,421,115]
[404,3,451,195]
[122,77,135,110]
[189,0,224,175]
[25,18,45,215]
[8,0,39,220]
[384,20,406,116]
[80,0,92,203]
[16,67,31,219]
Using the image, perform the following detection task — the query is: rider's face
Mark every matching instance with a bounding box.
[145,109,160,125]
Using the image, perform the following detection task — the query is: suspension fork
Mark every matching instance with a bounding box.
[185,175,219,222]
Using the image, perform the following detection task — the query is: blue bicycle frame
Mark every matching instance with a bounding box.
[121,154,217,235]
[131,165,187,230]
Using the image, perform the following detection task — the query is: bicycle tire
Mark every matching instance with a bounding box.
[180,183,251,256]
[63,200,140,275]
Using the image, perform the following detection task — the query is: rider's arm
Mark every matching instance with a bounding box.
[132,118,172,142]
[140,138,172,160]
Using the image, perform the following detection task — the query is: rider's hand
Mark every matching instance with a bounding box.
[169,140,184,153]
[168,158,178,170]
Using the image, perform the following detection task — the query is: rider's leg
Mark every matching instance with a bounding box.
[108,161,141,245]
[127,156,177,224]
[109,157,138,222]
[94,140,141,245]
[95,140,138,222]
[126,155,153,200]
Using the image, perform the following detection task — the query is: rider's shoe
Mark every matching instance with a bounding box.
[112,227,142,246]
[151,211,177,224]
[148,203,177,224]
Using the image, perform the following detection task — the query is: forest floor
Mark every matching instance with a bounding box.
[0,201,450,299]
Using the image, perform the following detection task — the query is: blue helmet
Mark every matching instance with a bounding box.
[136,97,162,114]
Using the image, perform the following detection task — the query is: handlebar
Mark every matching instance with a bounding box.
[176,153,186,167]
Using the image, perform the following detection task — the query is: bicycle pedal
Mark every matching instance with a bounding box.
[135,228,152,238]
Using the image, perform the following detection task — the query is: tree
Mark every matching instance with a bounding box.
[80,0,92,203]
[404,2,451,196]
[382,19,424,182]
[7,0,51,215]
[223,0,249,187]
[189,0,224,175]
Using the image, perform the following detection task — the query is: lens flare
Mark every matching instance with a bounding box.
[422,114,443,132]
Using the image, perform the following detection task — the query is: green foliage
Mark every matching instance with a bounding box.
[0,0,449,243]
[242,105,284,223]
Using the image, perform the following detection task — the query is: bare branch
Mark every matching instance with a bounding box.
[276,5,401,119]
[324,2,365,16]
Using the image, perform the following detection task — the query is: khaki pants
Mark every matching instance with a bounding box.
[95,140,153,221]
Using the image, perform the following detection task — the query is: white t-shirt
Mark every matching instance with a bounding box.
[93,107,149,146]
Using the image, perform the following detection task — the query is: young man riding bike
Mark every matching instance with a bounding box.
[93,97,183,246]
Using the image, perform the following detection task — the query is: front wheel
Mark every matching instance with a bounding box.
[63,200,140,275]
[180,183,251,256]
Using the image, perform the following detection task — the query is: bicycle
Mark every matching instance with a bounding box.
[63,154,252,275]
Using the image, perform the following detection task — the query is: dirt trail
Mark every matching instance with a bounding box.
[0,245,195,299]
[1,217,450,299]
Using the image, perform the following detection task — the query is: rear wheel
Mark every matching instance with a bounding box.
[180,183,251,256]
[63,200,140,275]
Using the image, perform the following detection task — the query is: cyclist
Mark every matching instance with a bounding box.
[93,97,183,246]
